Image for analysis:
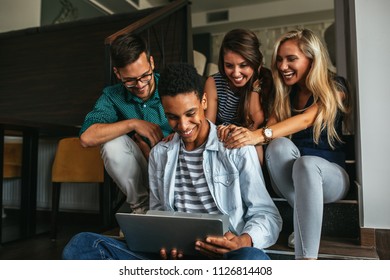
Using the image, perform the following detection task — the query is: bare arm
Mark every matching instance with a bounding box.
[204,76,218,123]
[264,102,318,140]
[80,119,163,148]
[248,91,265,130]
[218,103,318,148]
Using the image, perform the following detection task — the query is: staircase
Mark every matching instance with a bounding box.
[264,135,379,260]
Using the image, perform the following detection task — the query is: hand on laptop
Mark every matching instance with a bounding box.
[195,231,253,259]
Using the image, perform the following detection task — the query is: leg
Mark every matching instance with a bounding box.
[62,232,158,260]
[101,135,149,211]
[50,182,61,240]
[255,145,264,166]
[265,137,300,206]
[292,156,350,259]
[224,247,270,260]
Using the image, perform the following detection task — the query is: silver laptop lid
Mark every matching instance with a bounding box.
[115,210,229,257]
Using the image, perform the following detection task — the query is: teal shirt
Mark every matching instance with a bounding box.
[80,73,172,138]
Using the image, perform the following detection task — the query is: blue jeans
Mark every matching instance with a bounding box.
[62,232,270,260]
[265,137,349,259]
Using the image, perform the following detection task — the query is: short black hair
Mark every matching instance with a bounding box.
[158,63,204,100]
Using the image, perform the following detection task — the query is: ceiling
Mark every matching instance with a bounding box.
[189,0,276,13]
[80,0,334,35]
[85,0,282,14]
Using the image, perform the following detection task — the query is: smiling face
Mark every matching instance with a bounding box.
[276,39,312,87]
[161,92,209,151]
[114,52,155,101]
[223,50,254,90]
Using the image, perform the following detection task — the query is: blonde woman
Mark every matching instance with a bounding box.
[218,28,351,259]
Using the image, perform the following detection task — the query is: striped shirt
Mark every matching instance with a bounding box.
[174,141,220,214]
[212,72,241,126]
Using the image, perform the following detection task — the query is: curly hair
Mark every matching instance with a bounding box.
[158,63,204,100]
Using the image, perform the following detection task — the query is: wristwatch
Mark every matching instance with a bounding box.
[252,86,261,93]
[262,126,273,143]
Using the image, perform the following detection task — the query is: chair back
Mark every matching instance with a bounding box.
[205,62,218,76]
[3,142,22,178]
[193,50,207,76]
[52,137,104,183]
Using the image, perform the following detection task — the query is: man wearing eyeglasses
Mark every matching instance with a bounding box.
[79,33,172,214]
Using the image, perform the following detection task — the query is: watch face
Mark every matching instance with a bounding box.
[265,128,273,138]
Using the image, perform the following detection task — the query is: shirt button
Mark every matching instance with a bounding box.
[143,104,147,108]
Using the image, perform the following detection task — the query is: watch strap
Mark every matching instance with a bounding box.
[262,126,272,143]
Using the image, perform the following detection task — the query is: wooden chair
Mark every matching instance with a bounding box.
[2,142,23,219]
[193,50,207,76]
[3,142,23,179]
[205,62,218,76]
[50,137,104,240]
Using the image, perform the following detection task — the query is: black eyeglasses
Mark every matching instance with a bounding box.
[121,68,153,89]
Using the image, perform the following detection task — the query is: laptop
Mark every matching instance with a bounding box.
[115,210,229,257]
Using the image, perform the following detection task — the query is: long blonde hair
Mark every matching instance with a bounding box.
[270,28,349,148]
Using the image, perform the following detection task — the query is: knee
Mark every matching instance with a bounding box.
[265,137,295,160]
[224,247,270,260]
[101,135,134,166]
[62,232,96,260]
[292,156,321,189]
[102,136,126,156]
[293,156,319,176]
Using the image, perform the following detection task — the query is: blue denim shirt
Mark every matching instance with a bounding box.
[148,122,282,249]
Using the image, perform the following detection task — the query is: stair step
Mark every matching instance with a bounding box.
[266,233,379,260]
[274,200,359,239]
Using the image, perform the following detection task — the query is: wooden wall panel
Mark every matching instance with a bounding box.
[0,1,191,128]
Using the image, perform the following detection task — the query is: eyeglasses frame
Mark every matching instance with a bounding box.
[120,67,153,89]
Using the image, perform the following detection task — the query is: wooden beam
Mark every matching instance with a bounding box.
[360,227,376,247]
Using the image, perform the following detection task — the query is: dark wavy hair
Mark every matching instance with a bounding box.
[110,33,150,68]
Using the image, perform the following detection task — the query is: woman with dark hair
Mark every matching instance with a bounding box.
[204,29,274,164]
[218,28,351,259]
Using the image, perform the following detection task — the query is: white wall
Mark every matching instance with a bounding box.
[354,0,390,229]
[192,0,333,28]
[0,0,41,33]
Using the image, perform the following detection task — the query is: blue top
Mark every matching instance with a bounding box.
[79,73,172,138]
[290,82,346,168]
[148,121,282,249]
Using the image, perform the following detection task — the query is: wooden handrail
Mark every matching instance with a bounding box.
[104,0,189,45]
